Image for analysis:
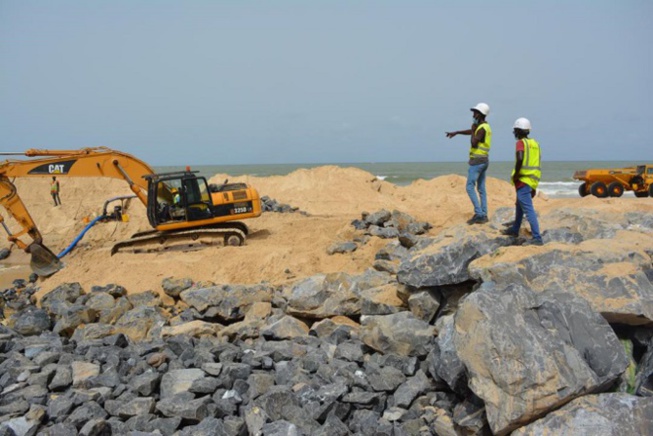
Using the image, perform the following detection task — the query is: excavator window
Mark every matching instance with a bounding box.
[183,178,212,221]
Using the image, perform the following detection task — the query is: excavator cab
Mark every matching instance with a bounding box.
[146,170,221,227]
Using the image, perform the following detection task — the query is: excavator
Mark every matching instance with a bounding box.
[0,147,262,276]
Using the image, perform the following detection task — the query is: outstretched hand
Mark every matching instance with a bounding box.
[445,132,456,138]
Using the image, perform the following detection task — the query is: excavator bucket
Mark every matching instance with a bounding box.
[28,242,63,277]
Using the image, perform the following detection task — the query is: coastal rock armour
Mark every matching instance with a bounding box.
[397,225,513,288]
[469,240,653,325]
[453,282,629,435]
[512,393,653,435]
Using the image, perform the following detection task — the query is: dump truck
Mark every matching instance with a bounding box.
[573,164,653,198]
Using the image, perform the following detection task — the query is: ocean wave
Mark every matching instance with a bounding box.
[375,175,387,181]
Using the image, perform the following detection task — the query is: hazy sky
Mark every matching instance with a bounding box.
[1,1,651,165]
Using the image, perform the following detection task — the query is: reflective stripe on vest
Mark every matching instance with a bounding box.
[469,122,492,158]
[518,138,541,189]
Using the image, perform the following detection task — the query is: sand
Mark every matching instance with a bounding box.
[0,167,652,301]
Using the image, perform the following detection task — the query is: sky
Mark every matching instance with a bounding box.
[1,1,651,166]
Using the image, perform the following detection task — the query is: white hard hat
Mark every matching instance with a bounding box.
[513,117,531,130]
[470,103,490,116]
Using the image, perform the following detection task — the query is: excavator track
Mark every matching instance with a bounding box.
[111,226,247,255]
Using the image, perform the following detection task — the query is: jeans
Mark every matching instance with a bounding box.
[511,185,541,242]
[466,162,488,217]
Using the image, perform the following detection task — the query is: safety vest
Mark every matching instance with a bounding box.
[51,182,59,194]
[469,122,491,158]
[512,138,541,190]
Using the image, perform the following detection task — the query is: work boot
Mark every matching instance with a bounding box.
[501,228,519,237]
[523,239,544,246]
[475,216,489,224]
[466,215,480,225]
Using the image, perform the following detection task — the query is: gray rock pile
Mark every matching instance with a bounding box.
[327,209,431,258]
[260,196,307,215]
[1,208,653,435]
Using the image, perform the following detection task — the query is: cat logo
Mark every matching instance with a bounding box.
[49,164,65,174]
[27,160,76,175]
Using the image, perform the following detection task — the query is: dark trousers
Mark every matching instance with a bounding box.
[52,193,61,206]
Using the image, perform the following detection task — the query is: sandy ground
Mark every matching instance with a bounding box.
[1,167,652,301]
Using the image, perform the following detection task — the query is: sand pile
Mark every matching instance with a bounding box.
[0,166,651,299]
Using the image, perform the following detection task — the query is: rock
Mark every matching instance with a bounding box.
[116,397,156,419]
[359,284,404,315]
[155,392,210,422]
[127,290,161,308]
[161,277,193,298]
[70,324,116,342]
[286,271,393,319]
[53,305,98,336]
[90,283,127,298]
[261,315,309,340]
[454,283,629,435]
[180,284,273,321]
[13,308,51,336]
[161,320,222,338]
[393,370,433,408]
[360,311,436,357]
[398,227,513,287]
[636,338,653,397]
[72,361,101,387]
[513,393,653,435]
[469,242,653,325]
[327,241,358,255]
[368,225,400,239]
[113,306,167,341]
[41,283,84,314]
[79,418,111,436]
[97,296,133,325]
[160,368,206,399]
[407,289,440,323]
[0,247,10,260]
[365,210,391,226]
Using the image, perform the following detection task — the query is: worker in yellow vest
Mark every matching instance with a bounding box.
[502,117,543,245]
[446,102,491,224]
[50,176,61,206]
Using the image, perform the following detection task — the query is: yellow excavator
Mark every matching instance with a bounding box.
[0,147,262,276]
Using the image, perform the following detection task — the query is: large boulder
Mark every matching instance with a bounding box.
[285,270,393,319]
[397,226,512,288]
[513,393,653,435]
[180,284,273,321]
[469,237,653,325]
[453,283,629,435]
[359,311,436,357]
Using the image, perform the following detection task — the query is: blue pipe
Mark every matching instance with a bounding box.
[57,215,106,259]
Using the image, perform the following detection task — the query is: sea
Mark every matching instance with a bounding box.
[155,161,644,199]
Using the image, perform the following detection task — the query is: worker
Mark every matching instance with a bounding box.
[50,176,61,206]
[171,188,181,205]
[502,117,543,246]
[445,102,492,224]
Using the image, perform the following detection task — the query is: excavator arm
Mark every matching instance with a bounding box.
[0,147,157,275]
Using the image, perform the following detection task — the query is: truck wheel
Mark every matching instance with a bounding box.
[578,184,589,197]
[607,182,624,197]
[634,191,649,198]
[590,181,608,198]
[649,184,653,197]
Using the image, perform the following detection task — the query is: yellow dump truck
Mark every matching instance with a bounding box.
[573,164,653,198]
